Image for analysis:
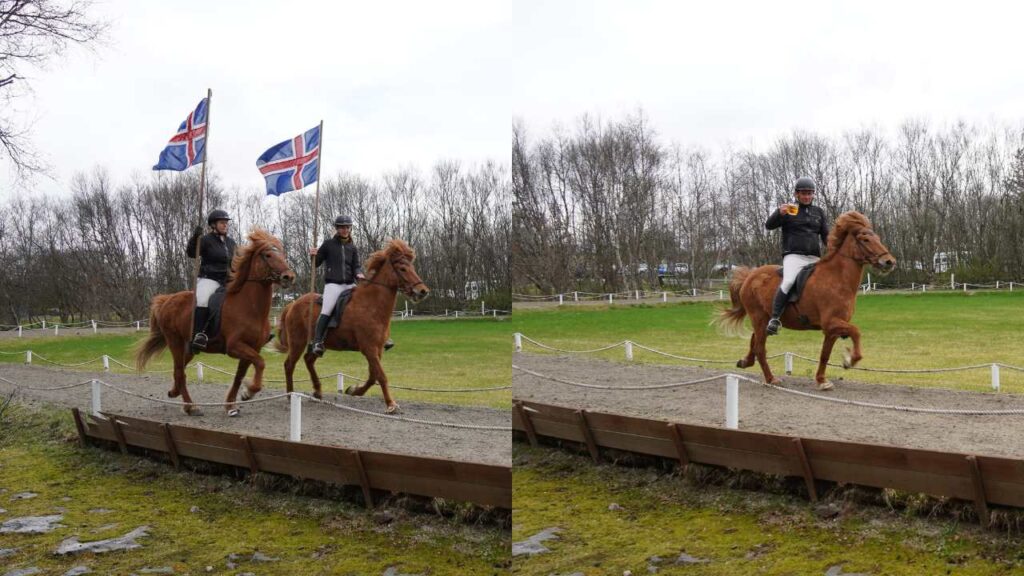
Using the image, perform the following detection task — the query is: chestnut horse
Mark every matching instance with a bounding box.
[134,229,296,415]
[274,239,429,413]
[716,211,896,390]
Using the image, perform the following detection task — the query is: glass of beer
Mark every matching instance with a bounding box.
[785,203,798,215]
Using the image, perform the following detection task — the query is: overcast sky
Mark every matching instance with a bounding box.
[511,0,1024,148]
[6,1,1024,201]
[1,0,511,199]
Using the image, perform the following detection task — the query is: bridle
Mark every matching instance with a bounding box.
[249,244,293,284]
[850,227,895,271]
[358,253,425,299]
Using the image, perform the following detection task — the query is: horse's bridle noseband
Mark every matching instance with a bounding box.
[852,228,894,270]
[358,254,425,299]
[249,245,292,284]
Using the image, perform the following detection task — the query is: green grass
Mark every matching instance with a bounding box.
[0,403,510,575]
[513,445,1024,575]
[0,318,511,409]
[510,290,1024,392]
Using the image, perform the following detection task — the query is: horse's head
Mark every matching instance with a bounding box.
[827,212,897,274]
[369,240,430,302]
[229,229,296,292]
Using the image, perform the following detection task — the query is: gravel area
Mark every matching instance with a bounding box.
[0,363,510,467]
[513,352,1024,460]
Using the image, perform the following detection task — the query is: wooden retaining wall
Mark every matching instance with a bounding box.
[72,409,511,510]
[512,399,1024,523]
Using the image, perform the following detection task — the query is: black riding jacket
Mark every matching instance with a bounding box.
[186,227,237,284]
[765,203,830,258]
[315,236,363,285]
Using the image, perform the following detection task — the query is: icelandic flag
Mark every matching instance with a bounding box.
[256,125,321,196]
[153,98,208,171]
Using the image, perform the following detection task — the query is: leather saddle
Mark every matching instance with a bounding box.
[775,263,817,304]
[315,287,354,329]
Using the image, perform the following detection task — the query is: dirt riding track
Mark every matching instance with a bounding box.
[0,363,511,467]
[513,352,1024,460]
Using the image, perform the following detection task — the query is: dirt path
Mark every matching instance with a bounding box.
[513,352,1024,460]
[0,363,510,466]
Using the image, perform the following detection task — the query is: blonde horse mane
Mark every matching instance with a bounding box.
[226,228,281,294]
[365,239,416,276]
[819,211,872,264]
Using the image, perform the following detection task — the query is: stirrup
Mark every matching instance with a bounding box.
[766,318,781,336]
[191,332,208,351]
[311,341,325,357]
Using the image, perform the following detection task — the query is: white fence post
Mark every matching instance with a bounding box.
[454,310,459,319]
[289,393,302,442]
[719,290,723,300]
[481,301,485,315]
[42,320,46,329]
[196,363,204,384]
[785,352,793,375]
[635,290,640,300]
[102,355,109,372]
[337,372,345,394]
[951,274,955,290]
[662,291,667,302]
[92,320,97,334]
[558,294,564,305]
[608,293,613,304]
[135,320,141,331]
[1010,282,1014,292]
[996,281,1000,290]
[725,375,739,429]
[574,291,578,302]
[923,284,927,293]
[514,332,522,352]
[54,324,59,336]
[25,350,31,364]
[624,340,633,361]
[992,364,1001,392]
[91,379,102,416]
[963,282,968,292]
[692,288,697,297]
[17,326,21,338]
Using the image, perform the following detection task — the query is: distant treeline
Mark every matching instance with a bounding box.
[512,112,1024,293]
[0,160,510,324]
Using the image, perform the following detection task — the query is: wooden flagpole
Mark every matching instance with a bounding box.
[186,88,212,357]
[306,120,325,349]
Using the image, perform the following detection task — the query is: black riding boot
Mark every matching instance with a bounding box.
[191,307,210,352]
[767,288,788,336]
[311,314,331,357]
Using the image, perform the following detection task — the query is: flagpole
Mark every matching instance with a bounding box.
[307,119,324,349]
[187,88,212,358]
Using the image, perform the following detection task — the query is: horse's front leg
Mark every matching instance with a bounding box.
[366,351,397,414]
[815,330,840,391]
[829,319,863,368]
[227,341,265,406]
[752,327,779,384]
[225,359,251,416]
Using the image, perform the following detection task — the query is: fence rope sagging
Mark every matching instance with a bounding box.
[514,363,1024,416]
[515,333,1024,380]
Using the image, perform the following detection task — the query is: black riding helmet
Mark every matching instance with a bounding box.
[207,209,231,225]
[794,176,816,192]
[334,215,353,227]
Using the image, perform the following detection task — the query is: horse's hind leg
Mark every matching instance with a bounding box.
[753,328,779,385]
[302,351,323,400]
[364,350,397,414]
[225,359,251,416]
[736,333,756,368]
[815,332,840,391]
[169,342,200,415]
[283,345,302,394]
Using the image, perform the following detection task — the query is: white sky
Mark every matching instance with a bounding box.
[7,1,1024,200]
[510,0,1024,148]
[1,0,511,199]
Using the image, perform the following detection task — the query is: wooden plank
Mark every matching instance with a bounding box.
[86,414,116,442]
[807,459,973,500]
[364,469,511,508]
[241,436,259,475]
[163,424,180,470]
[575,410,600,464]
[588,428,675,459]
[109,416,128,455]
[791,437,818,502]
[516,401,579,425]
[967,455,990,525]
[530,419,585,443]
[351,450,374,509]
[71,408,87,447]
[514,402,538,447]
[669,423,690,469]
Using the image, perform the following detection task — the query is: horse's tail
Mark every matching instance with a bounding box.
[134,295,170,371]
[273,301,290,352]
[713,266,751,336]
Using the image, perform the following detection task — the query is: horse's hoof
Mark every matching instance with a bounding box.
[183,405,203,416]
[736,360,743,368]
[817,380,834,391]
[842,349,853,369]
[768,377,782,385]
[343,386,355,396]
[240,386,257,401]
[313,391,323,400]
[385,403,399,414]
[227,408,240,417]
[168,389,180,399]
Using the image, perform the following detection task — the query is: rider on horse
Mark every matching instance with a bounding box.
[309,215,396,356]
[187,209,237,352]
[764,176,830,336]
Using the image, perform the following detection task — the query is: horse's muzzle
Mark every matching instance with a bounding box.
[279,271,296,288]
[875,257,897,275]
[409,286,430,304]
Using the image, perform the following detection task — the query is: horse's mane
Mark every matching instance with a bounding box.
[226,228,280,294]
[819,211,872,264]
[365,239,415,276]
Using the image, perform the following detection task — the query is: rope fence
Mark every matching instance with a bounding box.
[515,333,1024,392]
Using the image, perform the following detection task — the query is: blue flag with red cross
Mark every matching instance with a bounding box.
[153,98,208,171]
[256,125,321,195]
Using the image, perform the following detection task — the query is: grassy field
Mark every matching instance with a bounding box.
[511,290,1024,392]
[0,317,511,409]
[513,445,1024,575]
[0,403,509,575]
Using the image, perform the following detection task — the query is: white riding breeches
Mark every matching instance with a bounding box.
[780,254,820,294]
[195,278,221,307]
[320,282,355,316]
